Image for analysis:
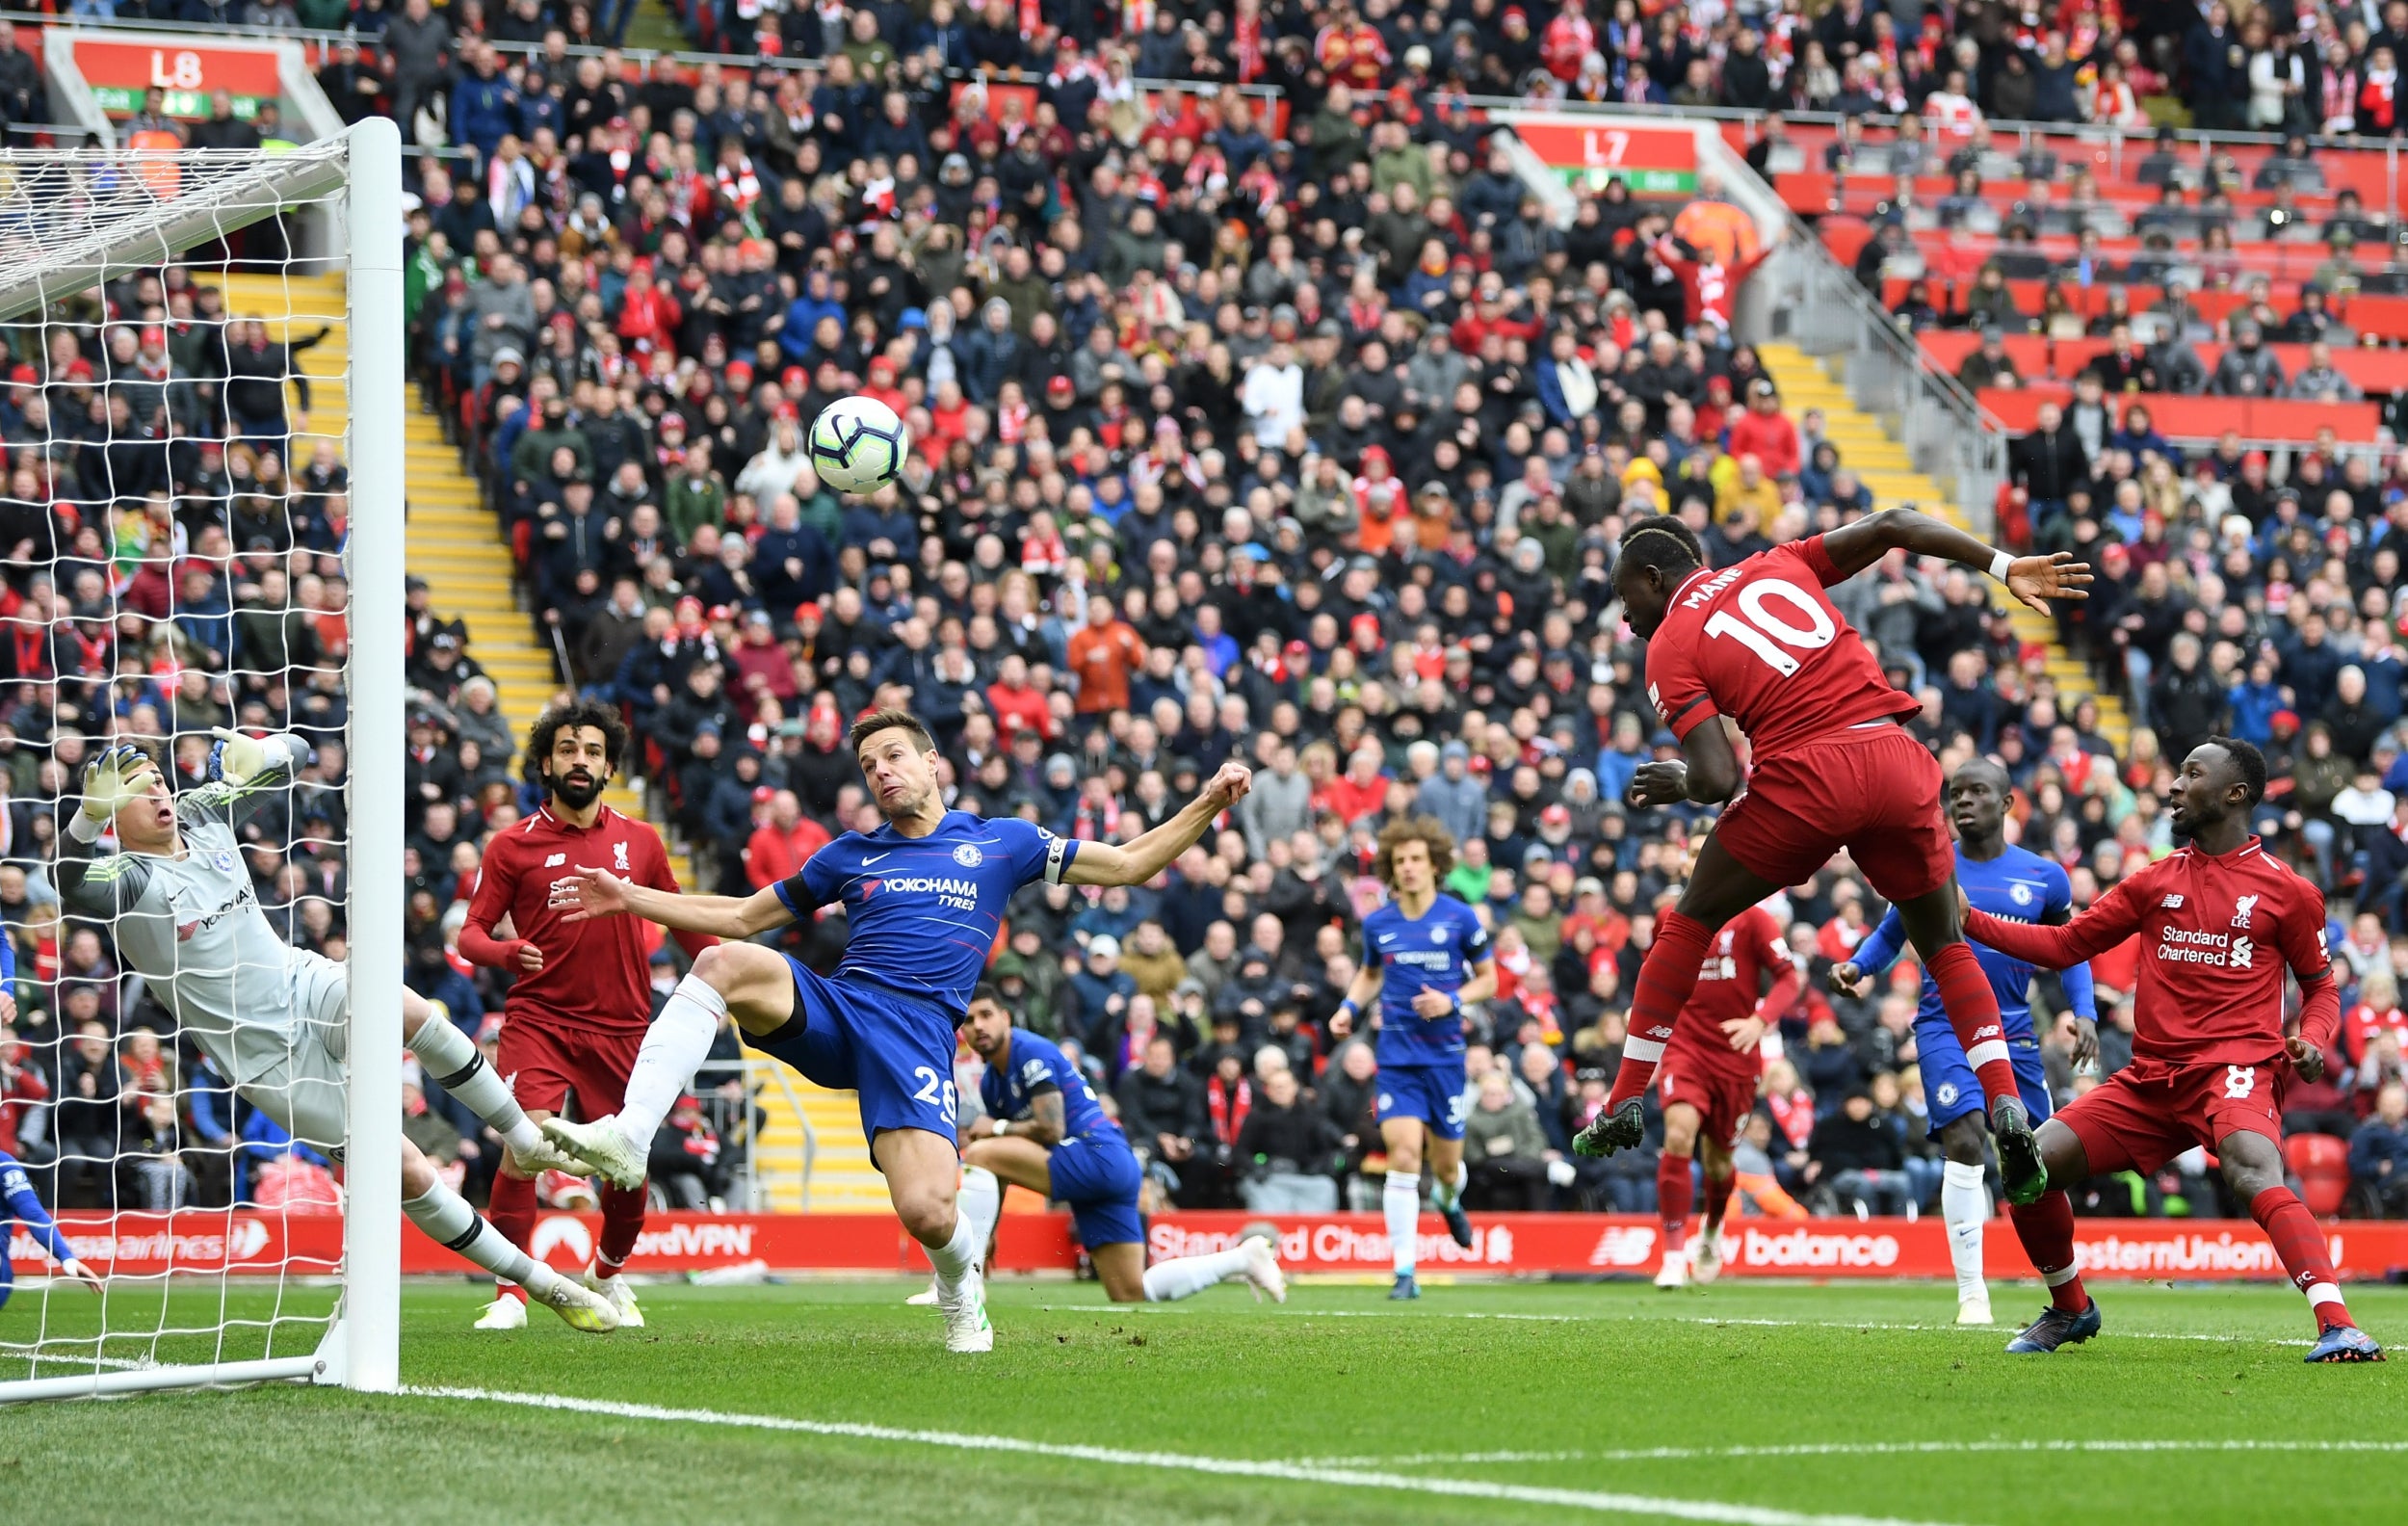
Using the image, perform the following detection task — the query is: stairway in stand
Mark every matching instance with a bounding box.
[1754,342,2130,751]
[216,269,882,1210]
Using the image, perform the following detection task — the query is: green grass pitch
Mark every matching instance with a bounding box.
[4,1277,2403,1525]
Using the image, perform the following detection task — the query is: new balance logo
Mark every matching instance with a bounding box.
[544,853,566,868]
[2160,894,2185,908]
[1641,1024,1675,1040]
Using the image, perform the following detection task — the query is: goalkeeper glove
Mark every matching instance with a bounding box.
[207,726,270,785]
[80,744,159,825]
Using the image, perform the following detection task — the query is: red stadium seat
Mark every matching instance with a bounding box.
[2284,1134,2351,1219]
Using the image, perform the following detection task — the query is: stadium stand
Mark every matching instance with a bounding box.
[10,0,2408,1232]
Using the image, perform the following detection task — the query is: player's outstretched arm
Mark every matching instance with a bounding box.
[1961,884,2142,972]
[563,868,794,939]
[1064,762,1252,887]
[1816,506,2091,614]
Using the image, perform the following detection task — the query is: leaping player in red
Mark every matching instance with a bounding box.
[1575,510,2089,1213]
[1650,887,1799,1290]
[458,700,717,1331]
[1961,738,2383,1362]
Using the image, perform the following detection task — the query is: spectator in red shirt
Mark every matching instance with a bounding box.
[1724,378,1801,480]
[985,652,1055,740]
[1322,743,1391,824]
[744,788,831,892]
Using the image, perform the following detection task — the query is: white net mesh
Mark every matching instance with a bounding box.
[0,145,359,1390]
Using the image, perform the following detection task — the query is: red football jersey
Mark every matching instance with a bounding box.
[1643,537,1920,761]
[1966,837,2333,1070]
[1663,905,1797,1084]
[465,804,713,1035]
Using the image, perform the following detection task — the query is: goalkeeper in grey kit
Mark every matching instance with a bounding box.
[57,731,622,1333]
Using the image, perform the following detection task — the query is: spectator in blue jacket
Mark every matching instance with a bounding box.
[2350,1082,2408,1217]
[779,269,846,362]
[448,42,519,169]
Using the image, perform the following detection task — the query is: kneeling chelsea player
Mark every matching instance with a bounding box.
[60,738,616,1332]
[953,989,1283,1304]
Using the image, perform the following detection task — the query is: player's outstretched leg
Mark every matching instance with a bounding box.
[400,1141,616,1333]
[2217,1131,2386,1362]
[1096,1236,1285,1304]
[1579,839,1773,1157]
[401,991,589,1175]
[1936,1117,1994,1325]
[544,945,782,1190]
[2000,1121,2100,1354]
[1890,884,2046,1205]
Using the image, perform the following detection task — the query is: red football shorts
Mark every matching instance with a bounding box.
[495,1019,644,1121]
[2056,1058,2289,1176]
[1713,724,1952,899]
[1658,1053,1761,1151]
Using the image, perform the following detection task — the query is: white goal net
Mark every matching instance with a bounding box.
[0,120,404,1402]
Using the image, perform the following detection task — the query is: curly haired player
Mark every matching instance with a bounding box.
[1575,509,2090,1216]
[1329,815,1498,1300]
[458,699,716,1331]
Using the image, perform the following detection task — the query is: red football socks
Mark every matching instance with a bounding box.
[487,1169,538,1304]
[1700,1167,1736,1234]
[2251,1186,2355,1332]
[2007,1189,2089,1314]
[598,1182,647,1274]
[1611,910,1714,1108]
[1657,1152,1694,1251]
[1925,942,2025,1111]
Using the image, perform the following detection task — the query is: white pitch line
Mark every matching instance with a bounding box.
[399,1384,1972,1526]
[1086,1305,2317,1347]
[1291,1438,2408,1468]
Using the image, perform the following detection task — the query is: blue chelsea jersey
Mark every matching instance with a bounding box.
[979,1028,1122,1143]
[774,811,1078,1013]
[1855,844,2096,1037]
[1361,893,1492,1066]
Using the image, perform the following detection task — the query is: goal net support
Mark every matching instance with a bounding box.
[0,117,403,1402]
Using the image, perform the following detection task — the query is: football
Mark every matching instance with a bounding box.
[807,395,910,494]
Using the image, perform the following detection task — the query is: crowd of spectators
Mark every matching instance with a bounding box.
[11,0,2408,1233]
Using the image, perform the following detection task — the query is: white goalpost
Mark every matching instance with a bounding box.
[0,116,403,1402]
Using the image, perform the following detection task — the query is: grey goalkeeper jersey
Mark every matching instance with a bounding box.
[57,736,326,1085]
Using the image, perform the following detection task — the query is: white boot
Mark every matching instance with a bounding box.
[1655,1248,1688,1289]
[472,1294,527,1331]
[586,1267,645,1329]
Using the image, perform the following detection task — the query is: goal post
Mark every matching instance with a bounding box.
[0,116,403,1404]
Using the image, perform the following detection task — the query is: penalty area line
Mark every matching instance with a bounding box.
[1088,1305,2316,1348]
[398,1384,1972,1526]
[1290,1438,2408,1467]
